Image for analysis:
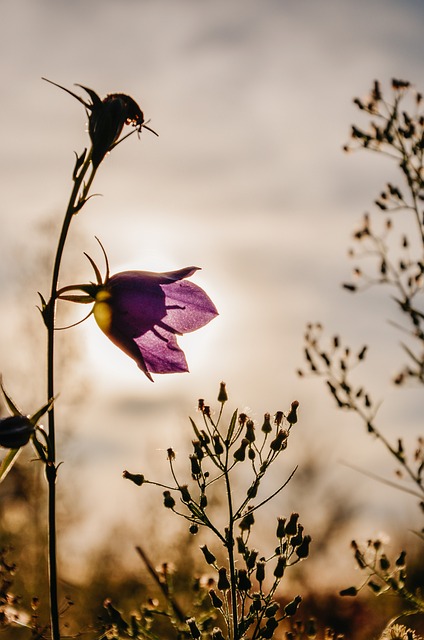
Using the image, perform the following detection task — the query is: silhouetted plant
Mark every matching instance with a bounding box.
[300,79,424,638]
[123,383,308,640]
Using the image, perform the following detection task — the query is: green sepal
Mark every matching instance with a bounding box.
[58,294,94,303]
[0,448,21,483]
[0,378,23,417]
[29,397,54,427]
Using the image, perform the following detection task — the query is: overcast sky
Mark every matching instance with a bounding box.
[1,0,424,581]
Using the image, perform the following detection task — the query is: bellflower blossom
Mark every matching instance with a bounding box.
[92,267,218,381]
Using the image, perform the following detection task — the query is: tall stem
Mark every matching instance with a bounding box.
[46,153,95,640]
[224,451,238,640]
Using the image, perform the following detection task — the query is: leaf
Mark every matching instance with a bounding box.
[0,448,21,483]
[226,409,238,445]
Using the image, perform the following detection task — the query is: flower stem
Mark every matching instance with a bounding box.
[224,447,238,640]
[46,152,95,640]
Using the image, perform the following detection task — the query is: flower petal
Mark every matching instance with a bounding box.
[134,328,189,374]
[161,280,218,334]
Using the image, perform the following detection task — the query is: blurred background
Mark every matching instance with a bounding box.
[0,0,423,633]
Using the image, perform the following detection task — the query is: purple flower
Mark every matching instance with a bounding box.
[93,267,218,381]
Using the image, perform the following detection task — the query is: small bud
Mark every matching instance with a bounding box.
[238,413,248,426]
[210,434,223,455]
[122,470,145,486]
[265,602,279,617]
[209,589,223,609]
[379,554,390,571]
[296,535,311,559]
[217,567,230,591]
[276,517,286,539]
[270,430,287,452]
[245,420,255,443]
[255,561,265,583]
[246,549,258,570]
[284,595,302,617]
[186,617,201,639]
[167,448,175,461]
[211,628,225,640]
[200,493,207,508]
[237,537,246,554]
[237,569,251,592]
[274,556,286,578]
[274,411,284,426]
[261,413,272,433]
[395,550,406,567]
[190,455,202,477]
[163,491,175,509]
[250,593,262,613]
[234,438,249,462]
[285,513,299,536]
[179,485,191,503]
[192,440,204,460]
[189,523,199,535]
[286,401,299,425]
[200,545,216,565]
[217,382,228,403]
[239,508,255,531]
[0,415,34,449]
[198,398,205,411]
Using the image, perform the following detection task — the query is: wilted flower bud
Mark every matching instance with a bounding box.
[190,455,202,478]
[265,602,279,617]
[274,411,284,426]
[246,549,258,570]
[234,438,249,462]
[217,382,228,403]
[273,556,286,578]
[276,517,286,539]
[179,485,191,503]
[286,401,299,425]
[245,420,255,443]
[270,430,287,452]
[212,435,224,455]
[122,470,145,486]
[262,413,272,433]
[200,493,208,508]
[163,490,175,509]
[239,507,255,531]
[211,627,225,640]
[238,413,248,426]
[217,567,230,591]
[200,544,216,565]
[237,569,251,592]
[186,617,201,639]
[255,561,265,583]
[0,415,34,449]
[285,513,299,536]
[209,589,223,609]
[284,595,302,617]
[296,535,311,559]
[192,440,204,460]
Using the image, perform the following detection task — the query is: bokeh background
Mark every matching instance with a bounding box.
[1,0,423,603]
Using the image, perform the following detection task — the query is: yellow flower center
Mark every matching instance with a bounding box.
[93,289,112,332]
